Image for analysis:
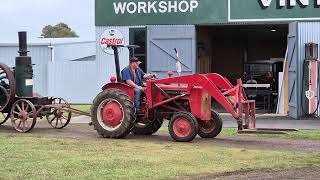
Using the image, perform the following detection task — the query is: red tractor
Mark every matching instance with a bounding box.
[91,45,256,142]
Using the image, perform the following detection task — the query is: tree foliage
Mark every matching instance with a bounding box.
[41,23,79,38]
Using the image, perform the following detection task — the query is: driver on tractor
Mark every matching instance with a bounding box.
[121,57,154,113]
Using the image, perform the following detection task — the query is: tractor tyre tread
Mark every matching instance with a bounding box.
[91,88,135,139]
[198,110,223,138]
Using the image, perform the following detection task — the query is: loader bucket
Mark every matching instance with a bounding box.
[203,75,256,130]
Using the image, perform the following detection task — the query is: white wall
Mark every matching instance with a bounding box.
[47,61,97,104]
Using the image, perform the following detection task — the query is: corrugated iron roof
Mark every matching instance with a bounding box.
[0,38,94,46]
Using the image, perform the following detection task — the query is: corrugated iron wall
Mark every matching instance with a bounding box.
[47,61,97,103]
[0,43,97,103]
[296,22,320,117]
[0,45,50,96]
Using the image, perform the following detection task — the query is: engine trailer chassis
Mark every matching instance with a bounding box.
[0,96,91,133]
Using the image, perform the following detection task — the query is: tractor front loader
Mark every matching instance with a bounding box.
[91,45,256,142]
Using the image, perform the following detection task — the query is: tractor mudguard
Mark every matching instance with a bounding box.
[102,83,134,102]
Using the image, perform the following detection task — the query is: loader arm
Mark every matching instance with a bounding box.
[147,74,247,120]
[203,73,234,90]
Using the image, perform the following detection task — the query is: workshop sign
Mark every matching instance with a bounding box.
[95,0,228,26]
[229,0,320,22]
[113,0,199,14]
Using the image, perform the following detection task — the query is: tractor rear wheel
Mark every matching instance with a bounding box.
[91,88,135,138]
[169,112,199,142]
[198,110,223,138]
[131,117,163,135]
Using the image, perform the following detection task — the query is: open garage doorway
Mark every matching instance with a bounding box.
[197,24,288,113]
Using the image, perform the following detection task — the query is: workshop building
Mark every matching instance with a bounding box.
[95,0,320,119]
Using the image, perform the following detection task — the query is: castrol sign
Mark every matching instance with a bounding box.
[100,29,125,54]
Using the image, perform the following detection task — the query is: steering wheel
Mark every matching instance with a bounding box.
[150,73,158,80]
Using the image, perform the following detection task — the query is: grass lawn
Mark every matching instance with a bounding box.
[0,135,319,180]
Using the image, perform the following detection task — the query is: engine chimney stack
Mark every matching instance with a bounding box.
[18,32,28,56]
[15,31,33,97]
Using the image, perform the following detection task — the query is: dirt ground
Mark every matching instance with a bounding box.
[1,123,320,152]
[1,123,320,179]
[197,167,320,180]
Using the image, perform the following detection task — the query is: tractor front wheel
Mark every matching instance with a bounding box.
[91,89,135,138]
[169,112,199,142]
[198,110,223,138]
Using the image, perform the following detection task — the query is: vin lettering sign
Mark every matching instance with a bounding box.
[260,0,320,7]
[95,0,228,26]
[229,0,320,22]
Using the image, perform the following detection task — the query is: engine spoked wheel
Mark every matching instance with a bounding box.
[10,99,37,133]
[198,110,223,138]
[0,112,9,125]
[0,63,15,112]
[169,112,199,142]
[46,98,72,129]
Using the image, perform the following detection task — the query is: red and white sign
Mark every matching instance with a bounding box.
[100,29,125,54]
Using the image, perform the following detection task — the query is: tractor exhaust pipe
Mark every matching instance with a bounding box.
[15,31,33,97]
[111,46,122,82]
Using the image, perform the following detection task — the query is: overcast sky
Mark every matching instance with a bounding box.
[0,0,95,42]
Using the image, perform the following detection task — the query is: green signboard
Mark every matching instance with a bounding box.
[229,0,320,22]
[95,0,228,26]
[95,0,320,26]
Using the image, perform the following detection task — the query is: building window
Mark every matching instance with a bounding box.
[129,28,147,72]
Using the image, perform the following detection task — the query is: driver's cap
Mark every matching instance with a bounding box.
[130,57,142,64]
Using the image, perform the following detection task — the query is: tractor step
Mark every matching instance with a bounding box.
[238,129,287,134]
[136,112,145,116]
[256,128,299,132]
[237,128,299,135]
